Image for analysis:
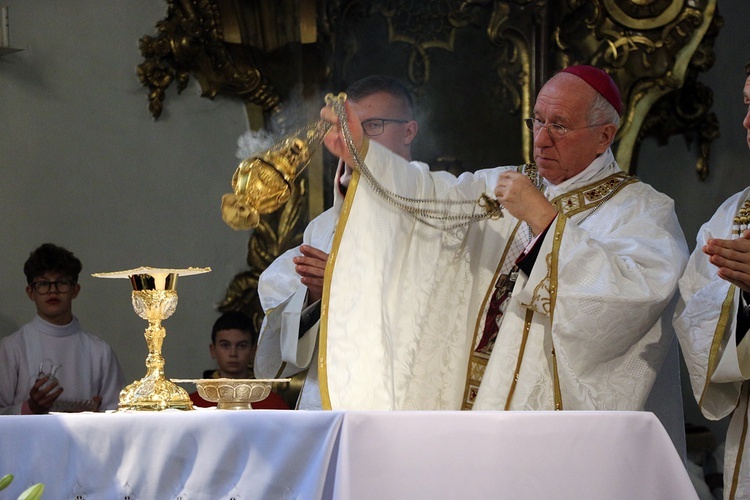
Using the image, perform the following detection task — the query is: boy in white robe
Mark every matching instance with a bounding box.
[0,243,125,414]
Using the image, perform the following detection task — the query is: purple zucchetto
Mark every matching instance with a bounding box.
[560,65,622,116]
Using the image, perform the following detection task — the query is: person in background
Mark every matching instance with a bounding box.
[254,74,421,410]
[190,310,288,410]
[674,60,750,500]
[0,243,125,414]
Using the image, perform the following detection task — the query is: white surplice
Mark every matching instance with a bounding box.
[0,315,125,414]
[674,187,750,500]
[319,140,687,412]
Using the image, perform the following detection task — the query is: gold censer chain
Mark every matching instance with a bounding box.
[324,92,504,230]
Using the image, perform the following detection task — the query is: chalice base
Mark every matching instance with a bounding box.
[118,374,193,411]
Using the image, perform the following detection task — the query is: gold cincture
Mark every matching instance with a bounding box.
[93,267,211,411]
[222,92,504,231]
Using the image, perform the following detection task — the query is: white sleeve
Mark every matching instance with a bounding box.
[0,335,23,415]
[255,286,318,379]
[280,286,318,368]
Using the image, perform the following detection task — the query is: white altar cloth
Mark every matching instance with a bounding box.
[0,410,696,499]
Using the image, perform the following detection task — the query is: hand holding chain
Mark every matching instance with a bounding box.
[324,92,504,230]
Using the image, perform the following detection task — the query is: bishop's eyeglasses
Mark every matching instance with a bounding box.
[30,279,76,294]
[361,118,409,137]
[524,117,606,140]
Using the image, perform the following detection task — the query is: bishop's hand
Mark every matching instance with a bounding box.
[494,171,557,235]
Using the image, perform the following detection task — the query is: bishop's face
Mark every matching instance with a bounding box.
[531,73,616,185]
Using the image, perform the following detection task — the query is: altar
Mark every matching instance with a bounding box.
[0,410,696,499]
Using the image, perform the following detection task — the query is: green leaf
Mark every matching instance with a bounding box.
[17,483,44,500]
[0,474,13,491]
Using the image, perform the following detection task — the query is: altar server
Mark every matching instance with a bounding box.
[674,61,750,500]
[0,243,125,414]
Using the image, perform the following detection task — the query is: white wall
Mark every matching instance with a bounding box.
[0,1,251,383]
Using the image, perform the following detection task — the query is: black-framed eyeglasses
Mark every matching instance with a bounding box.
[524,117,606,140]
[361,118,409,137]
[31,279,76,295]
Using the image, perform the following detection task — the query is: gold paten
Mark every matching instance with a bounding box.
[93,267,211,411]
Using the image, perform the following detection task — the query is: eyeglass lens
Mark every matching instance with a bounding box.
[525,118,566,138]
[32,279,75,294]
[363,120,385,137]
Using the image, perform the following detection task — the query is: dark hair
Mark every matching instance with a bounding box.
[345,75,415,119]
[23,243,82,284]
[745,61,750,77]
[211,311,254,344]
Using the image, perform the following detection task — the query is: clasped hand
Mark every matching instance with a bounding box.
[704,230,750,293]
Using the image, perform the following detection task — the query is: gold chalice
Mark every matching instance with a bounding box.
[93,266,211,411]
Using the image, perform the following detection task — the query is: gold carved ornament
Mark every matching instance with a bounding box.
[554,0,721,176]
[221,120,331,231]
[136,0,281,120]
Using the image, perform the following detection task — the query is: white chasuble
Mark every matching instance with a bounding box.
[674,187,750,500]
[320,141,687,412]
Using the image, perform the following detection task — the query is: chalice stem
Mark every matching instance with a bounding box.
[144,323,166,378]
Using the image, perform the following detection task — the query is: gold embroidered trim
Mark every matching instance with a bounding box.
[551,172,637,218]
[699,286,736,410]
[729,382,750,500]
[504,308,535,410]
[732,200,750,237]
[526,252,553,315]
[548,214,565,323]
[318,165,362,410]
[551,347,562,410]
[461,220,525,410]
[550,215,565,410]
